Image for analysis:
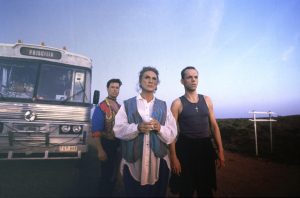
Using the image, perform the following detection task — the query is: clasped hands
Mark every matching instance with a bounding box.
[137,118,161,134]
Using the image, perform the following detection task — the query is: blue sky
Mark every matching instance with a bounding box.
[1,0,299,118]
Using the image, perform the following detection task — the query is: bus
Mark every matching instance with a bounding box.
[0,41,99,160]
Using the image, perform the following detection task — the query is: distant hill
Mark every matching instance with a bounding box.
[217,115,300,165]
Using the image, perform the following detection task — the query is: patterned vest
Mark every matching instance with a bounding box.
[122,96,168,163]
[99,98,120,140]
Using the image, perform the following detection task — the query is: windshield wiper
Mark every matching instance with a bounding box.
[61,81,87,104]
[61,89,85,103]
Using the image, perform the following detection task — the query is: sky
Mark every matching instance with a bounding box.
[0,0,299,118]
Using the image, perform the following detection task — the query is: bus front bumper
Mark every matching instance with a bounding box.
[0,134,88,160]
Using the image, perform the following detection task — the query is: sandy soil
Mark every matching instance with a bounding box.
[167,150,300,197]
[1,149,299,197]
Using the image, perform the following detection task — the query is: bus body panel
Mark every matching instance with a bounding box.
[0,43,92,69]
[0,42,93,160]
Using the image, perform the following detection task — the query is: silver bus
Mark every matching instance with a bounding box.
[0,41,99,160]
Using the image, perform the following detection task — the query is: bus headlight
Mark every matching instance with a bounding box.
[72,125,82,133]
[60,125,71,133]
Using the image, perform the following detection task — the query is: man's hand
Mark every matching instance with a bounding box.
[170,155,181,175]
[97,149,107,161]
[150,118,161,132]
[138,118,161,134]
[216,149,225,169]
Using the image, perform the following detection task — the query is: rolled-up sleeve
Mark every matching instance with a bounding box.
[157,108,177,144]
[113,105,140,140]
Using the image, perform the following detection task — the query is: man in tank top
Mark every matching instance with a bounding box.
[169,66,225,197]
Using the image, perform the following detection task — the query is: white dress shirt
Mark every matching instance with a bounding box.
[113,94,177,185]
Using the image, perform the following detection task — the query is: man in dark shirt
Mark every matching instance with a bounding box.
[169,66,225,197]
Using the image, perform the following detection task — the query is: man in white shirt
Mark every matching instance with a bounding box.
[113,67,177,197]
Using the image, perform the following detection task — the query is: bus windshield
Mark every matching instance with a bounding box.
[0,60,91,103]
[0,61,37,99]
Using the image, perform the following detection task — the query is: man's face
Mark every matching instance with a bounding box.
[181,69,198,91]
[107,82,120,99]
[140,71,158,93]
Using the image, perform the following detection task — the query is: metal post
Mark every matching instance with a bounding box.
[249,110,276,156]
[269,113,273,153]
[253,113,258,156]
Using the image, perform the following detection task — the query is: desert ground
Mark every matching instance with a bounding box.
[0,115,299,197]
[214,150,300,197]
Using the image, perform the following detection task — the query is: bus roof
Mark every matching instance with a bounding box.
[0,42,92,69]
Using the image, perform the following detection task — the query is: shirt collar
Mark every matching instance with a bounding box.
[106,96,116,101]
[137,94,155,103]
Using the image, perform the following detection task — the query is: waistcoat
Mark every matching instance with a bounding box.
[122,96,168,163]
[99,98,120,140]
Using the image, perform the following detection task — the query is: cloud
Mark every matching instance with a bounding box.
[199,0,224,55]
[209,0,224,32]
[281,46,294,61]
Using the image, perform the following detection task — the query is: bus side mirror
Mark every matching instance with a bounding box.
[93,90,100,104]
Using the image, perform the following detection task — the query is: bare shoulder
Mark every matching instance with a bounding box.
[171,98,183,114]
[204,95,213,108]
[171,98,182,107]
[203,95,212,102]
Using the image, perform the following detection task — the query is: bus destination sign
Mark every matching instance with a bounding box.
[20,47,62,60]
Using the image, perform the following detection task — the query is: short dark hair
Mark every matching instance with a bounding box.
[181,66,197,79]
[106,78,122,88]
[139,66,160,85]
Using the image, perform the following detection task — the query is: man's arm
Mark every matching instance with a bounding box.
[91,106,107,161]
[204,96,225,168]
[169,98,182,175]
[113,104,140,140]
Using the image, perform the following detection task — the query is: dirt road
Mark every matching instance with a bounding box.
[214,151,300,197]
[1,150,299,197]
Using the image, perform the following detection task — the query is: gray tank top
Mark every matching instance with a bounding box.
[178,94,210,138]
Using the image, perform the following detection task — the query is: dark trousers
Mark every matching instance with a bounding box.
[123,159,169,197]
[176,135,217,197]
[99,138,120,196]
